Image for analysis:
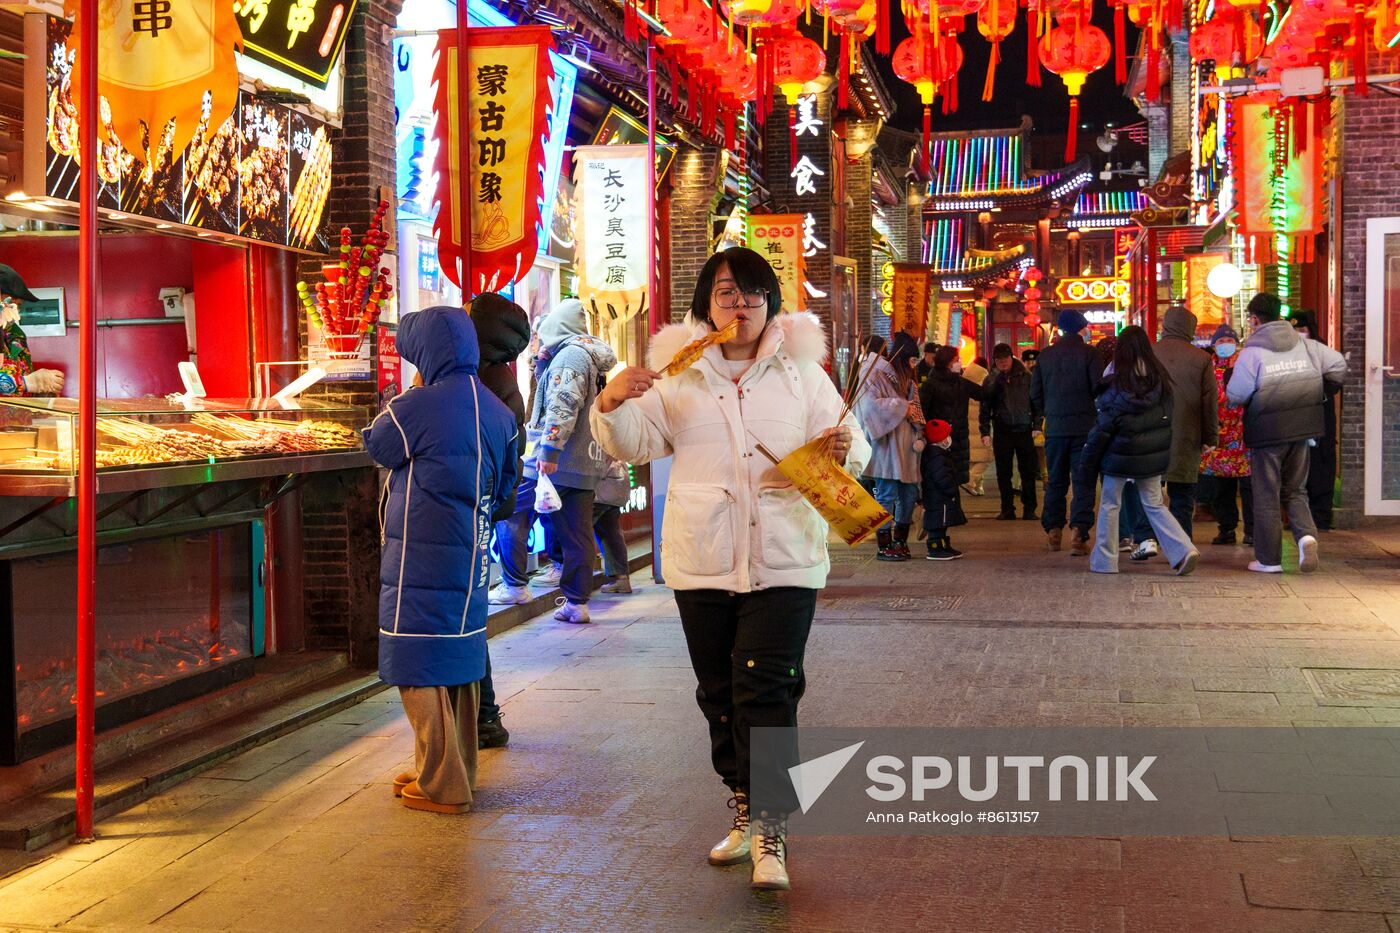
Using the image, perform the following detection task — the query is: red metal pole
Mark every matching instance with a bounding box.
[646,36,659,334]
[75,0,98,843]
[456,3,474,302]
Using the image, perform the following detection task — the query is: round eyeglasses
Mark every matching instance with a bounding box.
[712,287,768,310]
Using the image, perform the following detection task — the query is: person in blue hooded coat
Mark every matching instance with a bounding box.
[363,305,518,814]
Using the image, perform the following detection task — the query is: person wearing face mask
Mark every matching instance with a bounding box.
[591,247,869,893]
[0,266,63,397]
[1201,324,1252,546]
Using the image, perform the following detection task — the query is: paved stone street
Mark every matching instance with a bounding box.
[3,502,1400,932]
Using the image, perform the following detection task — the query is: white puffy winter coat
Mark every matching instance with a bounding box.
[590,312,870,593]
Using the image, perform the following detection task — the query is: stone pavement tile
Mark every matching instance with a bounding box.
[1195,692,1283,717]
[1127,907,1388,932]
[1244,872,1400,912]
[1119,703,1204,725]
[1353,841,1400,878]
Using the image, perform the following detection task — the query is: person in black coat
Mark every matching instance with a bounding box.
[921,419,967,559]
[467,292,530,750]
[1031,310,1106,555]
[472,293,531,520]
[918,345,988,487]
[1292,312,1338,530]
[1078,326,1200,576]
[980,343,1038,520]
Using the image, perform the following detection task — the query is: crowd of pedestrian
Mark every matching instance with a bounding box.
[358,242,1349,898]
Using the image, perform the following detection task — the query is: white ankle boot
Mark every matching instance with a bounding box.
[750,816,790,890]
[708,792,751,866]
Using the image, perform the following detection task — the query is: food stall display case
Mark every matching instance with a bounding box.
[0,397,370,764]
[0,397,364,490]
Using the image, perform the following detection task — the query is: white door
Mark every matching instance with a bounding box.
[1365,217,1400,515]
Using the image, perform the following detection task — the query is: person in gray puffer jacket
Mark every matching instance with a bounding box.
[1227,292,1346,575]
[496,299,618,624]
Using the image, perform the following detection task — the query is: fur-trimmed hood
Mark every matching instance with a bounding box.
[646,311,828,373]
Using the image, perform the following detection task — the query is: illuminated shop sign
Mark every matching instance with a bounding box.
[235,0,359,88]
[1054,276,1130,305]
[787,94,828,301]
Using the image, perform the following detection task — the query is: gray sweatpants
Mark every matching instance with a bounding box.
[1092,474,1196,573]
[1249,441,1318,567]
[399,682,480,807]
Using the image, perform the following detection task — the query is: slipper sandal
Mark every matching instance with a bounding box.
[400,781,469,814]
[392,772,416,797]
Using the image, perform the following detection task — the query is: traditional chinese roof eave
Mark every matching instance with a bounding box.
[924,159,1094,214]
[932,252,1033,289]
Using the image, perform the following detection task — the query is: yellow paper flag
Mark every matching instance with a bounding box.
[774,438,891,547]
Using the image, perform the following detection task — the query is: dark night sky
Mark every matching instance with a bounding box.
[869,6,1143,138]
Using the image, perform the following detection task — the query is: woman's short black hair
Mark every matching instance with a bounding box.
[689,247,783,325]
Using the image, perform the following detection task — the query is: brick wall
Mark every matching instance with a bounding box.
[1337,66,1400,527]
[666,147,725,323]
[296,0,402,663]
[846,149,874,335]
[1168,37,1191,159]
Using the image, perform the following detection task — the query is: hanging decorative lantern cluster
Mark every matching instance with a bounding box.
[653,0,764,151]
[1021,266,1044,328]
[1257,0,1396,97]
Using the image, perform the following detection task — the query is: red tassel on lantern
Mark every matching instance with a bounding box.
[983,36,1001,101]
[1354,5,1369,96]
[922,104,932,175]
[1064,96,1080,162]
[839,33,850,110]
[1027,6,1042,87]
[1113,4,1126,84]
[1145,40,1161,102]
[877,0,891,55]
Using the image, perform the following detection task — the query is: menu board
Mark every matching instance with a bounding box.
[42,17,332,252]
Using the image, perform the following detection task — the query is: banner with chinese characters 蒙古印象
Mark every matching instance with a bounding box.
[745,215,805,314]
[432,25,554,296]
[575,144,650,335]
[65,0,244,163]
[891,263,931,340]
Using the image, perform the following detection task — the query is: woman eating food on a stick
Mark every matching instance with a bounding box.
[590,247,869,893]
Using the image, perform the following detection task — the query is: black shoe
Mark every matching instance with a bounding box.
[927,537,963,561]
[1021,509,1038,521]
[1242,532,1254,546]
[996,510,1017,521]
[478,717,510,749]
[1211,530,1236,546]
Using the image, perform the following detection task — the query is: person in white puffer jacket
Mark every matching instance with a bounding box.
[591,247,868,894]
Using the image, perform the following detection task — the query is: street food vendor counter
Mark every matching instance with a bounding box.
[0,396,368,764]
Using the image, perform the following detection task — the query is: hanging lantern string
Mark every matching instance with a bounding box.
[1026,4,1041,86]
[1065,96,1079,162]
[1113,3,1126,84]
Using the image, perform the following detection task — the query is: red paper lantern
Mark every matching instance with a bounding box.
[1188,10,1263,76]
[722,0,801,27]
[1024,300,1042,315]
[1024,267,1043,282]
[1038,23,1111,161]
[1023,313,1041,328]
[768,33,826,103]
[894,26,963,171]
